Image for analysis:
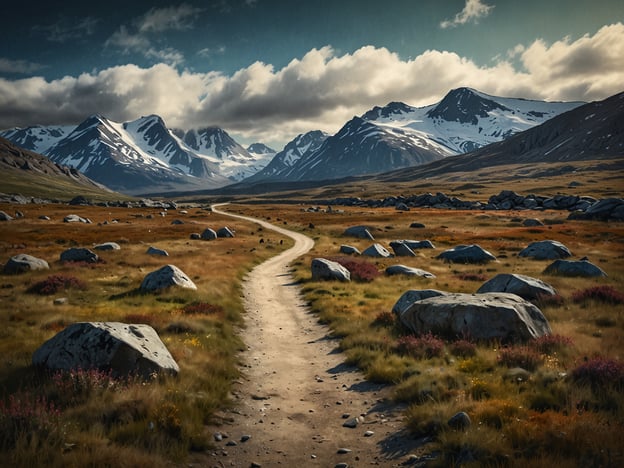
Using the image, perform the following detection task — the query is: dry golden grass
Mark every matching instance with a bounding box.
[0,202,292,466]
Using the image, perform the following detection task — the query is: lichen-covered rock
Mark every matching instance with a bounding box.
[94,242,121,251]
[437,244,496,264]
[519,240,572,260]
[399,292,551,342]
[217,227,235,238]
[32,322,179,378]
[543,259,607,277]
[311,258,351,282]
[386,265,436,278]
[362,243,392,258]
[3,254,49,274]
[60,248,99,263]
[343,226,375,240]
[140,264,197,291]
[201,228,217,240]
[146,246,169,256]
[477,273,557,301]
[391,289,448,315]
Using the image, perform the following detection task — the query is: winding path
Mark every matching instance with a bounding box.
[200,204,413,466]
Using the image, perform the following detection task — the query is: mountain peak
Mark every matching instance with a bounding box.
[247,143,276,154]
[426,87,510,124]
[361,101,415,121]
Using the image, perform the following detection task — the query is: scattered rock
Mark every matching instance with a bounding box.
[140,264,198,291]
[32,322,179,378]
[505,367,532,382]
[68,195,90,206]
[362,243,392,258]
[146,246,169,256]
[448,412,471,430]
[476,273,557,301]
[389,241,416,257]
[189,233,201,240]
[402,239,435,250]
[201,228,218,240]
[544,259,607,277]
[0,211,14,221]
[3,253,49,274]
[217,227,235,238]
[53,297,68,306]
[344,225,375,240]
[63,214,90,223]
[391,289,448,315]
[386,265,436,278]
[311,258,351,282]
[519,240,572,260]
[437,244,496,263]
[93,242,121,251]
[409,222,426,228]
[339,245,361,255]
[399,292,552,342]
[396,202,410,211]
[364,430,374,437]
[523,218,544,227]
[337,448,352,454]
[171,219,184,225]
[342,417,360,428]
[60,247,99,263]
[38,215,51,220]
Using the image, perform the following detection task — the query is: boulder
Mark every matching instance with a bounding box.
[140,265,197,291]
[3,254,50,274]
[146,246,169,256]
[362,243,392,258]
[201,228,218,240]
[518,240,571,260]
[476,273,557,301]
[217,227,235,238]
[386,265,436,278]
[543,259,607,277]
[396,202,410,211]
[63,214,91,223]
[60,247,99,263]
[403,240,435,250]
[391,289,448,316]
[311,258,351,282]
[0,211,14,221]
[437,244,496,264]
[389,241,416,257]
[398,292,552,342]
[448,412,471,430]
[339,245,361,255]
[93,242,121,251]
[32,322,179,378]
[523,218,544,227]
[344,226,375,240]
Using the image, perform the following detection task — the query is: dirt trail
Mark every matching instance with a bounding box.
[197,204,419,467]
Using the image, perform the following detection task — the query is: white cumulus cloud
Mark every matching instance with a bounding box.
[440,0,494,29]
[1,23,623,148]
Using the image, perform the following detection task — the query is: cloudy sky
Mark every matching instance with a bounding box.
[1,0,623,148]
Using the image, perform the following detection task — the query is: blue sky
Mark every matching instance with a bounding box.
[1,0,623,147]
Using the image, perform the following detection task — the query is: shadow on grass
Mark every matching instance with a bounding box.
[108,288,144,300]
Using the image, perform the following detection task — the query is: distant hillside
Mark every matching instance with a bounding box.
[0,136,122,201]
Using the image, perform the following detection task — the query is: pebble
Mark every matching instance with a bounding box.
[226,441,237,446]
[364,430,374,437]
[241,435,251,442]
[342,417,359,428]
[335,464,349,468]
[337,448,352,454]
[214,433,223,442]
[251,463,261,468]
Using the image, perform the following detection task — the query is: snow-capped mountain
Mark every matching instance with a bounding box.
[248,87,584,183]
[247,142,276,155]
[0,125,73,154]
[245,130,328,182]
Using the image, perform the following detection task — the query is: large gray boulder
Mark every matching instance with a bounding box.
[362,243,392,258]
[201,228,218,240]
[344,226,375,240]
[217,227,235,238]
[399,292,551,342]
[544,259,607,277]
[311,258,351,282]
[391,289,448,315]
[3,254,50,274]
[140,265,197,291]
[386,265,436,278]
[477,273,557,301]
[340,245,361,255]
[94,242,121,251]
[60,248,99,263]
[32,322,179,378]
[437,244,496,264]
[519,240,571,260]
[146,246,169,256]
[389,241,417,257]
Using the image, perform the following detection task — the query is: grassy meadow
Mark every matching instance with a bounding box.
[228,202,624,467]
[0,202,291,467]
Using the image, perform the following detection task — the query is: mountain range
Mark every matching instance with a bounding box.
[0,87,599,195]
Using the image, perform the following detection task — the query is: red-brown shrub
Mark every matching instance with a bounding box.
[572,286,624,305]
[450,339,477,357]
[498,346,542,371]
[572,356,624,389]
[180,302,224,315]
[329,256,380,282]
[396,332,445,359]
[372,311,395,327]
[531,334,573,354]
[27,275,87,295]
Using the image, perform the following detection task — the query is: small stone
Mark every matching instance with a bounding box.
[335,464,349,468]
[364,430,374,437]
[337,448,351,454]
[342,413,350,419]
[53,297,68,306]
[448,411,471,430]
[241,435,251,442]
[225,440,237,446]
[251,463,262,468]
[342,417,359,428]
[214,433,223,442]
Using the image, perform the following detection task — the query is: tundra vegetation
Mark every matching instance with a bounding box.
[1,196,623,466]
[0,203,291,467]
[230,203,624,467]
